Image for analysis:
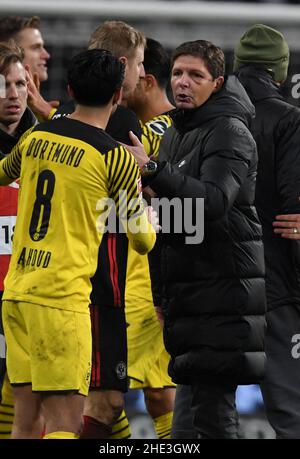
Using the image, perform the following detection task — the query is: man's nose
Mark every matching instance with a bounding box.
[42,47,50,60]
[176,73,190,88]
[7,84,19,98]
[139,63,145,79]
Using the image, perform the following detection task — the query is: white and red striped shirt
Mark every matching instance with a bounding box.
[0,182,19,290]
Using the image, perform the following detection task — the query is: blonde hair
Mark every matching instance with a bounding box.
[0,40,24,75]
[88,20,145,59]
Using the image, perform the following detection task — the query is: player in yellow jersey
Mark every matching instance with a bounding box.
[19,21,148,439]
[118,38,175,440]
[0,49,156,439]
[141,113,173,159]
[0,17,61,439]
[77,24,171,440]
[76,21,149,439]
[129,39,173,159]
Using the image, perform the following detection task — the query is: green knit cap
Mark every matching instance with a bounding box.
[233,24,289,82]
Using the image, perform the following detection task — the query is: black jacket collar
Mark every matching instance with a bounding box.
[0,107,36,157]
[235,66,284,104]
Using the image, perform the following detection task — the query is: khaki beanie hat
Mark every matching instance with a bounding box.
[233,24,289,82]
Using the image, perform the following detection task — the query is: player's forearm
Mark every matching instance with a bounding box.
[126,213,156,255]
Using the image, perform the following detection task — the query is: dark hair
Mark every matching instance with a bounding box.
[0,16,40,42]
[67,49,125,107]
[144,38,171,90]
[172,40,225,79]
[0,40,24,75]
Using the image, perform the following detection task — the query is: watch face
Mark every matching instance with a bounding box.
[146,160,157,172]
[142,160,158,176]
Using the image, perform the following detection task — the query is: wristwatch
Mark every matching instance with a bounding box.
[141,159,158,177]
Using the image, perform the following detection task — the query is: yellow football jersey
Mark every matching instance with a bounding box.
[125,114,174,387]
[141,114,172,158]
[126,113,172,304]
[0,117,155,313]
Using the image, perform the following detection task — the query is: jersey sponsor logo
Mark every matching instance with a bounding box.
[0,216,16,255]
[146,119,169,136]
[116,361,127,380]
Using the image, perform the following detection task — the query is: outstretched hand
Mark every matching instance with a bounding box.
[25,65,59,120]
[121,131,149,169]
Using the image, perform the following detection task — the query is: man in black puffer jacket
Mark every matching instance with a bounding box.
[126,40,266,439]
[234,24,300,439]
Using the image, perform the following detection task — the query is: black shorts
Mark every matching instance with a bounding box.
[90,303,128,393]
[90,232,128,307]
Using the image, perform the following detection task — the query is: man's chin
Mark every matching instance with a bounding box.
[38,70,48,82]
[5,114,20,121]
[0,115,21,128]
[176,102,194,110]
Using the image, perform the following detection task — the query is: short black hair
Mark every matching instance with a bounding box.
[172,40,225,79]
[144,38,171,90]
[67,49,125,107]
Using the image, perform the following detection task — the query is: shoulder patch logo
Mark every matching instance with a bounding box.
[146,120,169,136]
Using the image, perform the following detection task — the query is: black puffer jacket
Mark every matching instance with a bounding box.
[237,66,300,312]
[148,76,266,385]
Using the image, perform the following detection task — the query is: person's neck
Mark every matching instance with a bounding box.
[139,90,174,124]
[67,104,113,130]
[0,120,20,136]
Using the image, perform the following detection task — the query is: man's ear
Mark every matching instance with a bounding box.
[119,56,128,68]
[67,84,74,98]
[144,74,156,90]
[212,76,224,93]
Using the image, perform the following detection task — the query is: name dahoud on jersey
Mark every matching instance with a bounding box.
[17,247,52,269]
[25,137,85,168]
